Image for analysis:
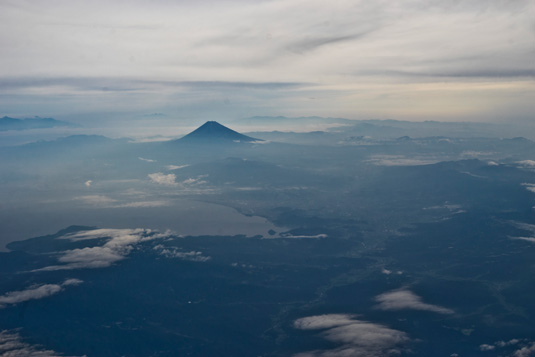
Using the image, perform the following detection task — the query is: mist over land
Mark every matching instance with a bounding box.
[1,0,535,356]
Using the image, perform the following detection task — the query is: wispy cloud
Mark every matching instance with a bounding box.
[167,164,189,170]
[510,237,535,244]
[374,289,454,314]
[138,157,157,162]
[293,314,410,357]
[0,279,82,308]
[75,195,169,208]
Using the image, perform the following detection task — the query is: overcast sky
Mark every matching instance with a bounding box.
[0,0,533,126]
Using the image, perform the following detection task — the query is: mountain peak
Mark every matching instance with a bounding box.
[179,121,260,143]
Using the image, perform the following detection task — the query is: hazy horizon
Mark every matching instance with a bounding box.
[1,0,534,126]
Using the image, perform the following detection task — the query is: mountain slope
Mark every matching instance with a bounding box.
[178,121,261,143]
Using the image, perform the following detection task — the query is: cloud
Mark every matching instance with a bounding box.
[510,237,535,244]
[35,228,169,271]
[114,200,170,208]
[0,0,533,122]
[153,245,211,262]
[479,344,495,351]
[521,183,535,193]
[0,330,65,356]
[0,279,83,308]
[138,157,156,162]
[478,339,533,356]
[270,233,327,239]
[367,155,440,166]
[374,289,454,314]
[75,195,168,209]
[513,343,535,357]
[76,195,117,206]
[516,160,535,168]
[167,164,189,170]
[148,172,178,186]
[84,180,92,187]
[293,314,410,357]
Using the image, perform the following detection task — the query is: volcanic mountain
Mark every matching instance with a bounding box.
[178,121,261,143]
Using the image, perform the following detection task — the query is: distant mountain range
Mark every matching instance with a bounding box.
[0,116,78,131]
[177,121,261,143]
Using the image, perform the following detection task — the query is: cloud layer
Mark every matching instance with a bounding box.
[0,0,533,122]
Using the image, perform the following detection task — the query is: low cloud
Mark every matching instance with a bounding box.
[294,314,410,357]
[516,160,535,169]
[270,233,327,239]
[0,279,82,308]
[167,164,189,170]
[153,245,211,262]
[374,289,454,314]
[521,183,535,193]
[84,180,92,187]
[478,338,533,356]
[138,157,157,163]
[479,344,495,351]
[76,195,116,206]
[513,343,535,357]
[367,155,439,166]
[148,172,178,186]
[510,237,535,243]
[114,200,170,208]
[35,228,169,271]
[75,195,169,209]
[0,330,66,356]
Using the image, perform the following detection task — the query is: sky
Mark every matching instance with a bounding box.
[0,0,534,126]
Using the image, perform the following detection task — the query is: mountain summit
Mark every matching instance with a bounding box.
[179,121,261,143]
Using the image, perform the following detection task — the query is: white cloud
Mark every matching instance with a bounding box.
[294,314,410,357]
[138,157,156,162]
[513,343,535,357]
[270,233,327,239]
[374,289,454,314]
[367,155,439,166]
[479,344,495,351]
[76,195,117,206]
[516,160,535,168]
[167,164,189,170]
[153,245,211,262]
[0,279,83,308]
[0,330,65,356]
[510,237,535,243]
[114,200,170,208]
[75,195,169,209]
[84,180,92,187]
[148,172,177,186]
[521,183,535,193]
[35,228,169,271]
